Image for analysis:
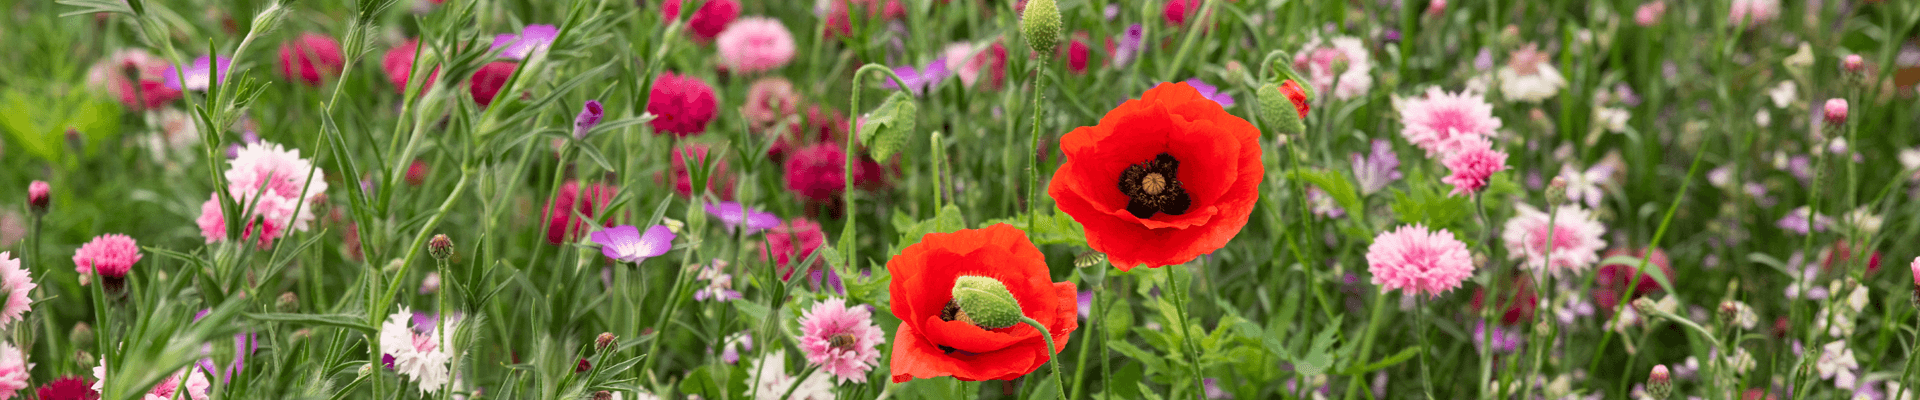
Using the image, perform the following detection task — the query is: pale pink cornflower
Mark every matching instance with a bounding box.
[0,342,25,399]
[0,253,34,328]
[1440,136,1509,196]
[1634,1,1665,26]
[73,234,142,279]
[1397,87,1502,155]
[1293,35,1374,100]
[380,306,454,394]
[197,141,328,247]
[1496,44,1566,103]
[716,17,796,74]
[1502,204,1608,277]
[797,297,884,383]
[1728,0,1780,26]
[1366,224,1476,297]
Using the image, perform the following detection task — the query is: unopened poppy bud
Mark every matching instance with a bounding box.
[593,391,613,400]
[1841,54,1864,75]
[1647,365,1671,399]
[70,322,93,350]
[278,292,299,313]
[26,181,49,215]
[1546,177,1568,206]
[1021,0,1061,56]
[1258,80,1310,138]
[1823,99,1848,126]
[949,276,1024,329]
[574,100,604,140]
[596,332,616,351]
[428,234,454,261]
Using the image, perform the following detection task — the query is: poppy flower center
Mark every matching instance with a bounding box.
[1118,153,1192,218]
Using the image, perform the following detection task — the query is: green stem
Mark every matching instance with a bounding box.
[1027,58,1050,227]
[1341,289,1391,400]
[780,364,822,400]
[1168,270,1206,400]
[1069,286,1096,400]
[1415,296,1433,400]
[1018,317,1069,400]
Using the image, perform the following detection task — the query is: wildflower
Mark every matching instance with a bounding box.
[1109,24,1145,68]
[276,33,345,86]
[573,100,604,139]
[1591,248,1673,311]
[748,351,834,400]
[686,0,739,40]
[197,142,329,247]
[647,72,719,136]
[942,41,1008,90]
[1163,0,1200,25]
[1647,365,1671,399]
[886,224,1076,382]
[1306,187,1345,218]
[1501,204,1607,277]
[0,343,24,399]
[1439,136,1509,196]
[705,202,781,234]
[1497,44,1567,103]
[719,332,753,364]
[784,143,855,202]
[1558,163,1611,208]
[668,144,736,199]
[73,234,141,283]
[1065,38,1089,73]
[1768,81,1797,108]
[468,61,517,106]
[1719,301,1759,330]
[881,58,951,96]
[1471,320,1523,354]
[381,40,439,94]
[86,49,180,110]
[1842,54,1865,75]
[1728,0,1780,25]
[1365,224,1475,297]
[1350,139,1403,195]
[798,298,885,383]
[744,78,801,127]
[1823,98,1848,125]
[588,225,675,264]
[32,376,96,400]
[1183,78,1235,108]
[1814,340,1858,390]
[762,219,825,279]
[490,24,558,60]
[1293,35,1374,100]
[716,17,797,74]
[1839,207,1882,236]
[691,260,742,302]
[1634,1,1665,26]
[0,253,34,327]
[26,182,48,215]
[1776,206,1832,235]
[1594,107,1630,133]
[1396,87,1503,155]
[380,306,454,394]
[543,181,617,244]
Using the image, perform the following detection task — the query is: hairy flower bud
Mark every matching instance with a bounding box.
[70,322,93,351]
[1546,177,1568,206]
[26,181,49,215]
[575,358,592,373]
[1823,98,1848,126]
[1841,54,1864,75]
[1021,0,1062,56]
[278,292,299,313]
[950,276,1024,329]
[1647,365,1672,399]
[428,234,454,261]
[593,391,613,400]
[1258,80,1310,138]
[596,332,617,351]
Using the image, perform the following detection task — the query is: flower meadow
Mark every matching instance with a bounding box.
[2,0,1920,398]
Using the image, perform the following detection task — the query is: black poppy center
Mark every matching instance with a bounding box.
[1117,153,1191,219]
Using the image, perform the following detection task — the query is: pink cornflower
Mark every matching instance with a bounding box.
[1293,35,1375,100]
[715,17,795,74]
[743,78,799,128]
[942,41,1009,90]
[1439,136,1509,196]
[86,49,180,111]
[797,297,885,383]
[1502,204,1608,277]
[0,253,35,327]
[199,142,328,247]
[73,234,141,279]
[647,72,718,137]
[0,342,25,399]
[1634,1,1665,26]
[1366,224,1475,297]
[762,218,825,279]
[686,0,739,41]
[1398,87,1503,155]
[276,33,345,86]
[1728,0,1780,25]
[1823,98,1848,125]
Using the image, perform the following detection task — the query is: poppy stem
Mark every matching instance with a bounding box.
[1026,57,1049,228]
[1019,317,1068,400]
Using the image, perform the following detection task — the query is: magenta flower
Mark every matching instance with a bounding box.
[0,253,34,328]
[164,56,233,91]
[646,72,718,137]
[1349,139,1402,195]
[715,17,796,74]
[73,234,141,279]
[705,202,780,234]
[882,58,951,96]
[491,24,559,59]
[1183,78,1235,107]
[26,181,48,214]
[797,297,885,383]
[589,225,675,264]
[1366,224,1475,297]
[573,100,604,139]
[1440,136,1509,196]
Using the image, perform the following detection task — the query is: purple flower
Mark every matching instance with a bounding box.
[706,201,781,234]
[1077,290,1093,320]
[1350,139,1402,195]
[1183,78,1235,107]
[1472,321,1523,354]
[1104,4,1120,20]
[692,260,743,302]
[718,332,753,364]
[165,56,234,91]
[1473,48,1494,71]
[1776,207,1832,235]
[881,58,950,96]
[492,24,560,59]
[1204,378,1233,399]
[1113,24,1145,67]
[589,225,675,263]
[574,100,604,139]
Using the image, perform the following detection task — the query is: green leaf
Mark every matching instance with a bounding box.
[859,91,918,161]
[1290,318,1342,377]
[1388,174,1473,234]
[890,205,967,255]
[1341,345,1419,374]
[246,313,377,334]
[979,208,1087,246]
[1285,169,1362,220]
[1108,340,1170,375]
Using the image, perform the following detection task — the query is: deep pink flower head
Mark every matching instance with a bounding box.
[716,17,796,74]
[276,33,345,86]
[1366,224,1475,297]
[26,181,48,214]
[381,40,439,94]
[1502,204,1608,277]
[1163,0,1201,25]
[469,61,517,106]
[687,0,740,40]
[544,181,619,245]
[0,253,35,328]
[942,41,1009,90]
[647,72,718,136]
[1065,37,1089,74]
[660,0,683,20]
[1592,248,1674,309]
[1823,98,1848,125]
[1909,256,1919,286]
[33,376,96,400]
[743,78,799,128]
[668,144,736,200]
[798,297,886,383]
[86,49,180,111]
[1399,87,1502,156]
[573,100,604,139]
[1841,54,1865,74]
[1634,1,1666,26]
[1439,136,1509,196]
[784,143,860,202]
[73,234,141,278]
[762,218,825,278]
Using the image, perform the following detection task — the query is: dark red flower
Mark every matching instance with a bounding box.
[381,39,440,94]
[35,376,99,400]
[469,61,517,106]
[1065,37,1089,74]
[666,144,735,200]
[1591,248,1673,311]
[1047,82,1263,269]
[1471,273,1538,325]
[647,72,718,137]
[784,143,853,202]
[1279,79,1310,119]
[687,0,740,40]
[762,218,825,278]
[544,181,618,245]
[887,224,1076,382]
[114,79,181,111]
[406,159,429,187]
[1820,239,1882,276]
[276,32,345,86]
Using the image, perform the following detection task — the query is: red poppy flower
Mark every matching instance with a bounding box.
[888,224,1076,382]
[1047,82,1263,270]
[276,32,345,86]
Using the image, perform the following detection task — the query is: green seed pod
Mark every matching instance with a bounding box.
[951,276,1025,329]
[1021,0,1062,56]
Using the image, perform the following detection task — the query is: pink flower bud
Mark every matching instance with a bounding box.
[1823,98,1848,126]
[1841,54,1864,75]
[1648,365,1672,398]
[1426,0,1447,16]
[26,181,49,214]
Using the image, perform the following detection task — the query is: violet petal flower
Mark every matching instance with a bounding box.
[165,56,234,91]
[1184,78,1235,107]
[882,58,951,96]
[1113,24,1145,67]
[492,24,560,59]
[707,202,781,234]
[574,100,604,139]
[590,225,675,263]
[1350,139,1402,195]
